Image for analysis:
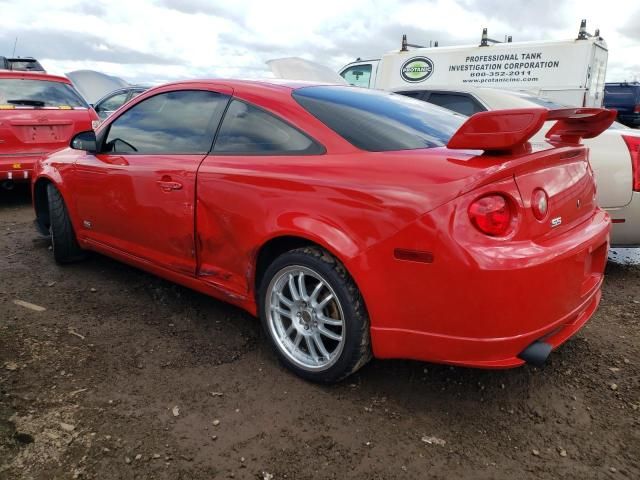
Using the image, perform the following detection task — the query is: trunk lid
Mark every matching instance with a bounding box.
[0,108,95,155]
[0,75,96,156]
[445,106,614,235]
[511,147,597,239]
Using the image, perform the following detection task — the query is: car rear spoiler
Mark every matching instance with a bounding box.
[447,107,616,153]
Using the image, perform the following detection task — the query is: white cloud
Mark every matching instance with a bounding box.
[0,0,637,83]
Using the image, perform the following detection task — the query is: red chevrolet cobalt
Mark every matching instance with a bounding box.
[0,71,97,188]
[32,80,613,382]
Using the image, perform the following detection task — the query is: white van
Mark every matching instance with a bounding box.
[339,21,608,108]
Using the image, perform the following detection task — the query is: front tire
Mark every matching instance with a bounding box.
[259,247,371,383]
[47,184,86,264]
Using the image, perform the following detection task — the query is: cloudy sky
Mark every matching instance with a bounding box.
[0,0,638,84]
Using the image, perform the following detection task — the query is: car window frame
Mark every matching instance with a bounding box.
[95,90,130,114]
[97,88,232,155]
[210,98,326,157]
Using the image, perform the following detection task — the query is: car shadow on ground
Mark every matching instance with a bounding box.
[0,183,31,207]
[40,238,601,410]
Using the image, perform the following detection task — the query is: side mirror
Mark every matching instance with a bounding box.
[70,130,97,152]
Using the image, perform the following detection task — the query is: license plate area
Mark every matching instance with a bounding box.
[12,124,72,144]
[6,170,29,180]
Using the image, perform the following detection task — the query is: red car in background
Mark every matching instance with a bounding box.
[32,80,613,382]
[0,71,97,189]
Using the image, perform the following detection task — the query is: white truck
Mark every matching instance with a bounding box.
[339,20,608,108]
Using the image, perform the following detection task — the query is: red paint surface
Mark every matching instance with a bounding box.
[0,71,97,182]
[33,80,612,368]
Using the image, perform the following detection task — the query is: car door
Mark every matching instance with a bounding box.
[72,87,231,276]
[195,98,325,295]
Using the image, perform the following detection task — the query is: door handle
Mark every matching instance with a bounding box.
[156,180,183,192]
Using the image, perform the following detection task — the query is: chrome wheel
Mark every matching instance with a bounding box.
[266,265,346,372]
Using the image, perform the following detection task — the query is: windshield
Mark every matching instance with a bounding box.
[293,86,465,152]
[0,79,88,108]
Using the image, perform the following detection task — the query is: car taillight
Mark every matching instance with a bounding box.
[468,194,514,236]
[531,188,549,220]
[634,104,640,114]
[622,135,640,192]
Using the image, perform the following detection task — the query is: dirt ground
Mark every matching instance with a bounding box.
[0,184,638,480]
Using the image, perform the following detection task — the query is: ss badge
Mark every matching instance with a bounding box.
[551,217,562,228]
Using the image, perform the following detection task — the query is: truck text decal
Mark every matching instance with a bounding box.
[400,57,434,83]
[448,51,561,85]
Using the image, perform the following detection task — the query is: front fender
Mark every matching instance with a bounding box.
[33,150,80,232]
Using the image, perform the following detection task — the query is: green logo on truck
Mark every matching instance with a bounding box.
[400,56,434,82]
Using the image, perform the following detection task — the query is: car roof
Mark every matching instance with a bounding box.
[0,70,71,84]
[3,56,38,61]
[161,78,339,92]
[605,82,640,86]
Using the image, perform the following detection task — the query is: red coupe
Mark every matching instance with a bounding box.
[32,80,613,382]
[0,71,97,189]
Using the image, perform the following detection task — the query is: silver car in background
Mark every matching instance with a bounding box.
[92,86,149,120]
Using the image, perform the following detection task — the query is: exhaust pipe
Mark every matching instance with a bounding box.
[1,180,15,191]
[518,340,553,367]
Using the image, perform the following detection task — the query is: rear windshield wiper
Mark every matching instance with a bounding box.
[7,99,46,107]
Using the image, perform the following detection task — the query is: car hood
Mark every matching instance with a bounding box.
[66,70,129,105]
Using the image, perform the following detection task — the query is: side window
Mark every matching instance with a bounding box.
[213,100,323,155]
[103,90,229,154]
[340,65,372,88]
[396,91,425,100]
[97,92,129,113]
[426,93,485,116]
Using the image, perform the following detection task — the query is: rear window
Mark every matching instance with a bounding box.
[0,79,88,108]
[7,59,44,72]
[292,86,464,152]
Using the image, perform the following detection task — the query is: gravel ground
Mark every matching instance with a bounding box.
[1,184,639,480]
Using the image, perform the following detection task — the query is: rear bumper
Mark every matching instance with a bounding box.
[370,285,601,368]
[357,207,610,368]
[0,155,39,182]
[607,192,640,247]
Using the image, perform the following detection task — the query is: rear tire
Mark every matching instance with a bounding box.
[47,184,86,264]
[259,246,371,383]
